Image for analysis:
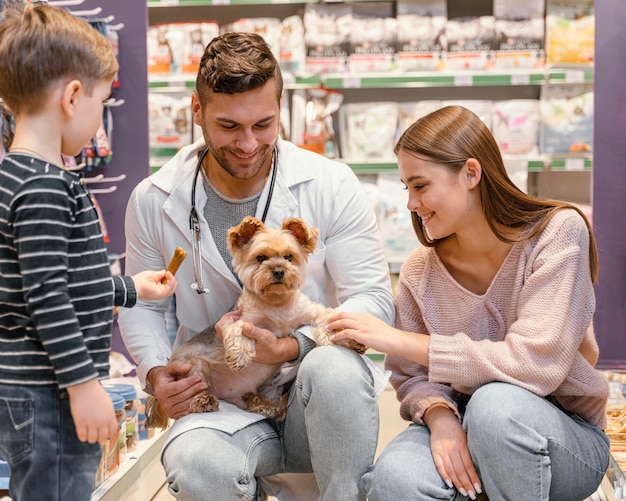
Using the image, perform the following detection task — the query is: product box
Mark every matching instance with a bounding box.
[304,3,352,74]
[493,0,545,69]
[348,2,396,73]
[0,456,9,491]
[445,15,496,70]
[540,84,593,154]
[545,0,594,65]
[395,0,447,72]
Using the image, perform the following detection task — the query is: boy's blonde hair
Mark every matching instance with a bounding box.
[0,4,119,115]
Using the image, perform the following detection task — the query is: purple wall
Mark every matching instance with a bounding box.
[78,0,150,361]
[593,1,626,368]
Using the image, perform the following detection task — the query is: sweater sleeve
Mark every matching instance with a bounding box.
[385,249,461,425]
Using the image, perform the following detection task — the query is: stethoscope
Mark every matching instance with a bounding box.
[188,147,278,294]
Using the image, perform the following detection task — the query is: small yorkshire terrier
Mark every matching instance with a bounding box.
[146,216,366,429]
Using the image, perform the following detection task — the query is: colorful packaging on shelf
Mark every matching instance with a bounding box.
[445,16,496,70]
[395,0,447,71]
[348,2,396,73]
[102,383,140,453]
[540,84,593,154]
[304,3,352,74]
[493,0,545,69]
[339,101,398,161]
[136,388,156,441]
[397,101,442,136]
[545,0,594,65]
[280,15,306,76]
[95,392,125,489]
[491,99,541,155]
[147,22,219,75]
[223,18,282,63]
[149,93,193,158]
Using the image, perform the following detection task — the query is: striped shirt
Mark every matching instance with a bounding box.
[0,154,136,389]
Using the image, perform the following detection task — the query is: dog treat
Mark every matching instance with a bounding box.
[162,246,187,284]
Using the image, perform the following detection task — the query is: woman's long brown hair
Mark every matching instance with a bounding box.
[394,105,598,283]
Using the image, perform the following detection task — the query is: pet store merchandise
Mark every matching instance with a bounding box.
[0,0,624,500]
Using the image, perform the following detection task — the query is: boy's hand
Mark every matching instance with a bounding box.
[67,379,120,444]
[133,269,177,300]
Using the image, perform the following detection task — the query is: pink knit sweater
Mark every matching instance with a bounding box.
[387,209,608,429]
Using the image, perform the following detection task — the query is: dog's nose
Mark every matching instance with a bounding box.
[272,269,284,280]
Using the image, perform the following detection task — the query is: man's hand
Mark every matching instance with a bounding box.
[239,322,299,364]
[147,361,209,420]
[214,308,299,364]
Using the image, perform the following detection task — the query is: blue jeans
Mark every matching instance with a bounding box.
[161,346,379,500]
[363,382,610,501]
[0,384,102,501]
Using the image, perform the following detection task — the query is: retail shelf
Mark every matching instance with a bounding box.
[547,67,594,84]
[149,73,321,91]
[91,429,168,501]
[148,0,315,6]
[323,69,547,90]
[147,0,383,5]
[548,156,593,172]
[150,68,593,91]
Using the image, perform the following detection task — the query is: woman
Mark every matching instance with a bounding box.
[329,105,609,500]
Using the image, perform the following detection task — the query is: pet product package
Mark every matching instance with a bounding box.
[376,173,420,270]
[339,102,398,161]
[493,0,545,69]
[221,18,282,63]
[445,15,496,70]
[540,84,593,154]
[545,0,594,65]
[304,3,352,74]
[181,22,220,74]
[147,23,186,75]
[397,101,442,138]
[491,99,541,156]
[291,88,343,157]
[348,2,396,73]
[441,100,493,130]
[280,15,306,76]
[395,0,447,71]
[148,93,193,159]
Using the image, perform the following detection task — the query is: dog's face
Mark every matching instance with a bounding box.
[227,216,318,300]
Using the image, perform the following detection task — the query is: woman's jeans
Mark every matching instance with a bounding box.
[161,345,379,501]
[0,384,102,501]
[363,382,610,501]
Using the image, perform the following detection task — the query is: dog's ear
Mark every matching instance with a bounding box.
[228,216,264,251]
[282,218,319,254]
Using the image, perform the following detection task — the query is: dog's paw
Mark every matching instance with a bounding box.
[311,324,333,347]
[190,391,219,413]
[242,392,288,421]
[223,322,256,372]
[332,337,369,355]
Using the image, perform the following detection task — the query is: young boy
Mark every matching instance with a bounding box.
[0,5,177,500]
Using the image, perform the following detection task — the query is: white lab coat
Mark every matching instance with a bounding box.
[118,136,395,499]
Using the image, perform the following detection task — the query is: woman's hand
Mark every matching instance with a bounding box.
[328,311,430,366]
[426,407,483,500]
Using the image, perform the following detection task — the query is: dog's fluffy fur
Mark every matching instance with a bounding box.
[146,216,366,429]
